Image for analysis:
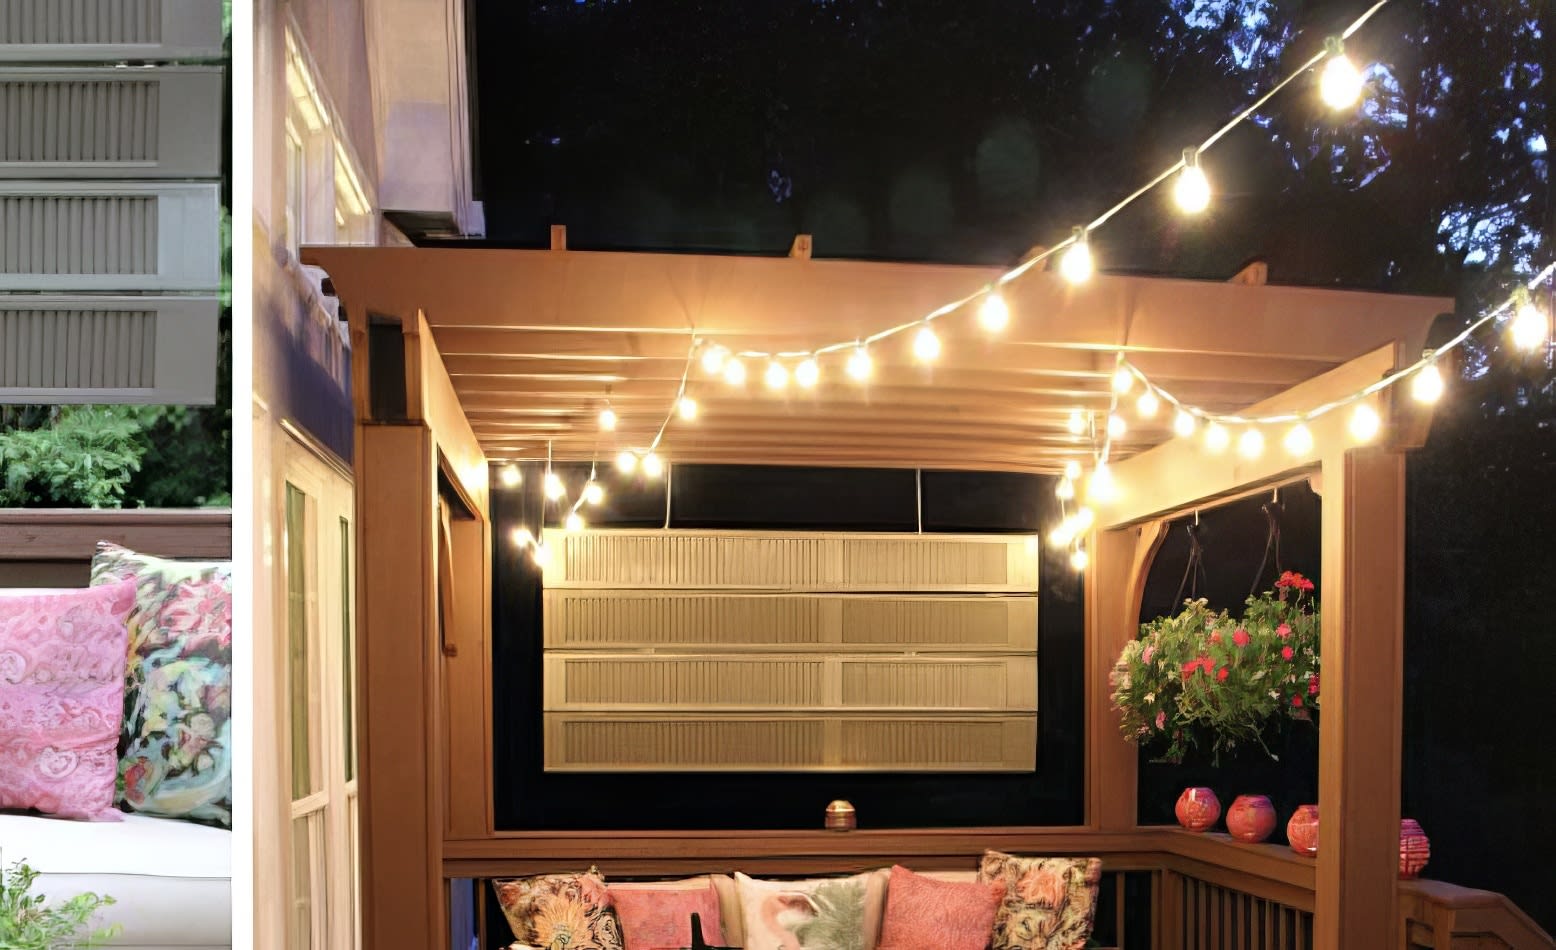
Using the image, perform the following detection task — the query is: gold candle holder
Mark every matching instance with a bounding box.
[825,799,857,831]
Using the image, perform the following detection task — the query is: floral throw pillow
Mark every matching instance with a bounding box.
[734,870,888,950]
[492,870,624,950]
[0,581,136,821]
[90,542,233,827]
[977,852,1102,950]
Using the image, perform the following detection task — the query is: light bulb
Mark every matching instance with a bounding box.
[564,511,585,533]
[1060,227,1093,284]
[1512,298,1549,350]
[1055,477,1075,501]
[583,481,604,506]
[1136,390,1160,419]
[1174,410,1197,438]
[1067,409,1087,435]
[1107,414,1127,439]
[1320,38,1363,109]
[1063,460,1082,481]
[1072,507,1096,533]
[1049,521,1076,547]
[979,291,1010,332]
[615,450,638,474]
[1087,465,1114,503]
[510,527,534,548]
[1238,428,1265,459]
[846,345,872,381]
[722,357,747,386]
[765,361,789,389]
[543,471,564,500]
[1205,422,1231,453]
[795,358,820,388]
[1174,148,1211,214]
[499,464,522,488]
[1411,363,1444,404]
[1284,423,1314,456]
[1349,403,1381,442]
[701,344,729,376]
[1070,547,1090,572]
[913,325,941,362]
[678,396,699,420]
[598,407,618,431]
[531,542,552,569]
[641,452,664,478]
[1112,366,1135,394]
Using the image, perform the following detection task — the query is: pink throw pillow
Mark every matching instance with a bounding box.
[0,581,136,821]
[607,879,724,950]
[878,864,1006,950]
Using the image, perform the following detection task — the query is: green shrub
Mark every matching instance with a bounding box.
[0,859,120,949]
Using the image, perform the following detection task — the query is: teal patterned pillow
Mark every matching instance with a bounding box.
[90,542,232,827]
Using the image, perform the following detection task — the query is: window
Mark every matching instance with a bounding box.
[283,26,374,255]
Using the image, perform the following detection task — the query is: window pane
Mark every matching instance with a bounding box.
[340,516,355,782]
[290,814,314,950]
[286,484,311,799]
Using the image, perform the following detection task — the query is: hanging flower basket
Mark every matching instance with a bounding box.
[1110,572,1320,763]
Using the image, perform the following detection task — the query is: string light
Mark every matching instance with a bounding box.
[1067,410,1087,435]
[615,450,638,474]
[1070,547,1090,571]
[641,452,665,478]
[913,324,941,362]
[722,358,747,386]
[765,360,790,389]
[979,290,1010,332]
[1511,289,1549,350]
[1056,477,1075,501]
[1411,362,1444,404]
[510,527,534,548]
[1107,414,1127,439]
[1112,366,1134,394]
[1174,410,1197,438]
[598,407,618,431]
[1320,36,1364,109]
[1174,147,1211,214]
[1072,507,1096,533]
[1064,460,1082,481]
[543,471,564,500]
[1238,428,1265,459]
[1136,390,1160,419]
[1060,227,1093,284]
[846,344,873,381]
[701,344,729,376]
[1205,422,1231,453]
[531,542,552,569]
[583,480,605,505]
[565,511,585,532]
[677,396,699,420]
[1350,403,1381,442]
[796,357,820,388]
[1087,466,1115,503]
[1284,423,1314,456]
[499,464,521,488]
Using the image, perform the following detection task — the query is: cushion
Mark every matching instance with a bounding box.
[0,581,135,821]
[608,877,724,950]
[877,864,1005,950]
[90,543,233,827]
[733,869,889,950]
[977,852,1103,950]
[0,811,231,947]
[710,874,742,945]
[492,869,624,950]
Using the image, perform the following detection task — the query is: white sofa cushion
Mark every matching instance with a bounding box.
[0,811,230,948]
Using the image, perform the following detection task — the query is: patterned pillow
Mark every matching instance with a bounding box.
[90,542,233,827]
[493,869,624,950]
[0,581,136,821]
[607,877,724,950]
[878,864,1005,950]
[733,870,888,950]
[977,852,1102,950]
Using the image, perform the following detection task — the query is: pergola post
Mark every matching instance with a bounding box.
[1314,448,1407,948]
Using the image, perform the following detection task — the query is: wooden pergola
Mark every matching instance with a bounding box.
[301,241,1542,950]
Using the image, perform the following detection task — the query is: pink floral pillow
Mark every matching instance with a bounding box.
[878,864,1005,950]
[977,852,1102,950]
[608,878,724,950]
[0,581,136,821]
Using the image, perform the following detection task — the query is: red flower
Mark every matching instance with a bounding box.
[1292,695,1304,707]
[1276,623,1292,640]
[1281,645,1295,661]
[1209,630,1223,644]
[1216,667,1229,682]
[1276,571,1315,592]
[1232,628,1250,647]
[1309,675,1320,696]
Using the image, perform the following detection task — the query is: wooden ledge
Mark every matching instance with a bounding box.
[0,508,232,560]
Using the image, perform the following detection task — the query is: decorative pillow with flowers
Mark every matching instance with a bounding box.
[493,869,624,950]
[90,542,233,827]
[977,852,1102,950]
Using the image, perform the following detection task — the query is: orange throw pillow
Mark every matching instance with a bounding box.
[878,864,1006,950]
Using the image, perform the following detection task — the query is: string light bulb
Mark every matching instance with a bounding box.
[913,324,941,362]
[598,407,618,432]
[1136,390,1160,419]
[1064,460,1082,481]
[1205,422,1231,453]
[1238,428,1265,459]
[1087,466,1115,503]
[510,527,534,548]
[564,511,585,533]
[1070,546,1090,572]
[979,290,1010,332]
[1067,409,1087,435]
[1349,403,1381,442]
[677,395,699,420]
[1049,520,1077,548]
[846,344,872,381]
[543,471,564,500]
[1060,226,1094,284]
[615,450,638,474]
[499,464,521,488]
[1511,289,1549,350]
[795,357,820,388]
[1320,36,1364,109]
[722,357,747,386]
[1174,410,1197,438]
[583,480,605,505]
[1055,477,1075,501]
[1107,414,1127,439]
[765,360,790,389]
[1112,366,1135,394]
[1411,362,1444,404]
[531,542,552,569]
[1284,423,1314,456]
[641,452,664,478]
[1174,147,1212,214]
[701,343,729,376]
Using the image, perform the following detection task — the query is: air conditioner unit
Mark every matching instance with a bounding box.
[0,0,224,62]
